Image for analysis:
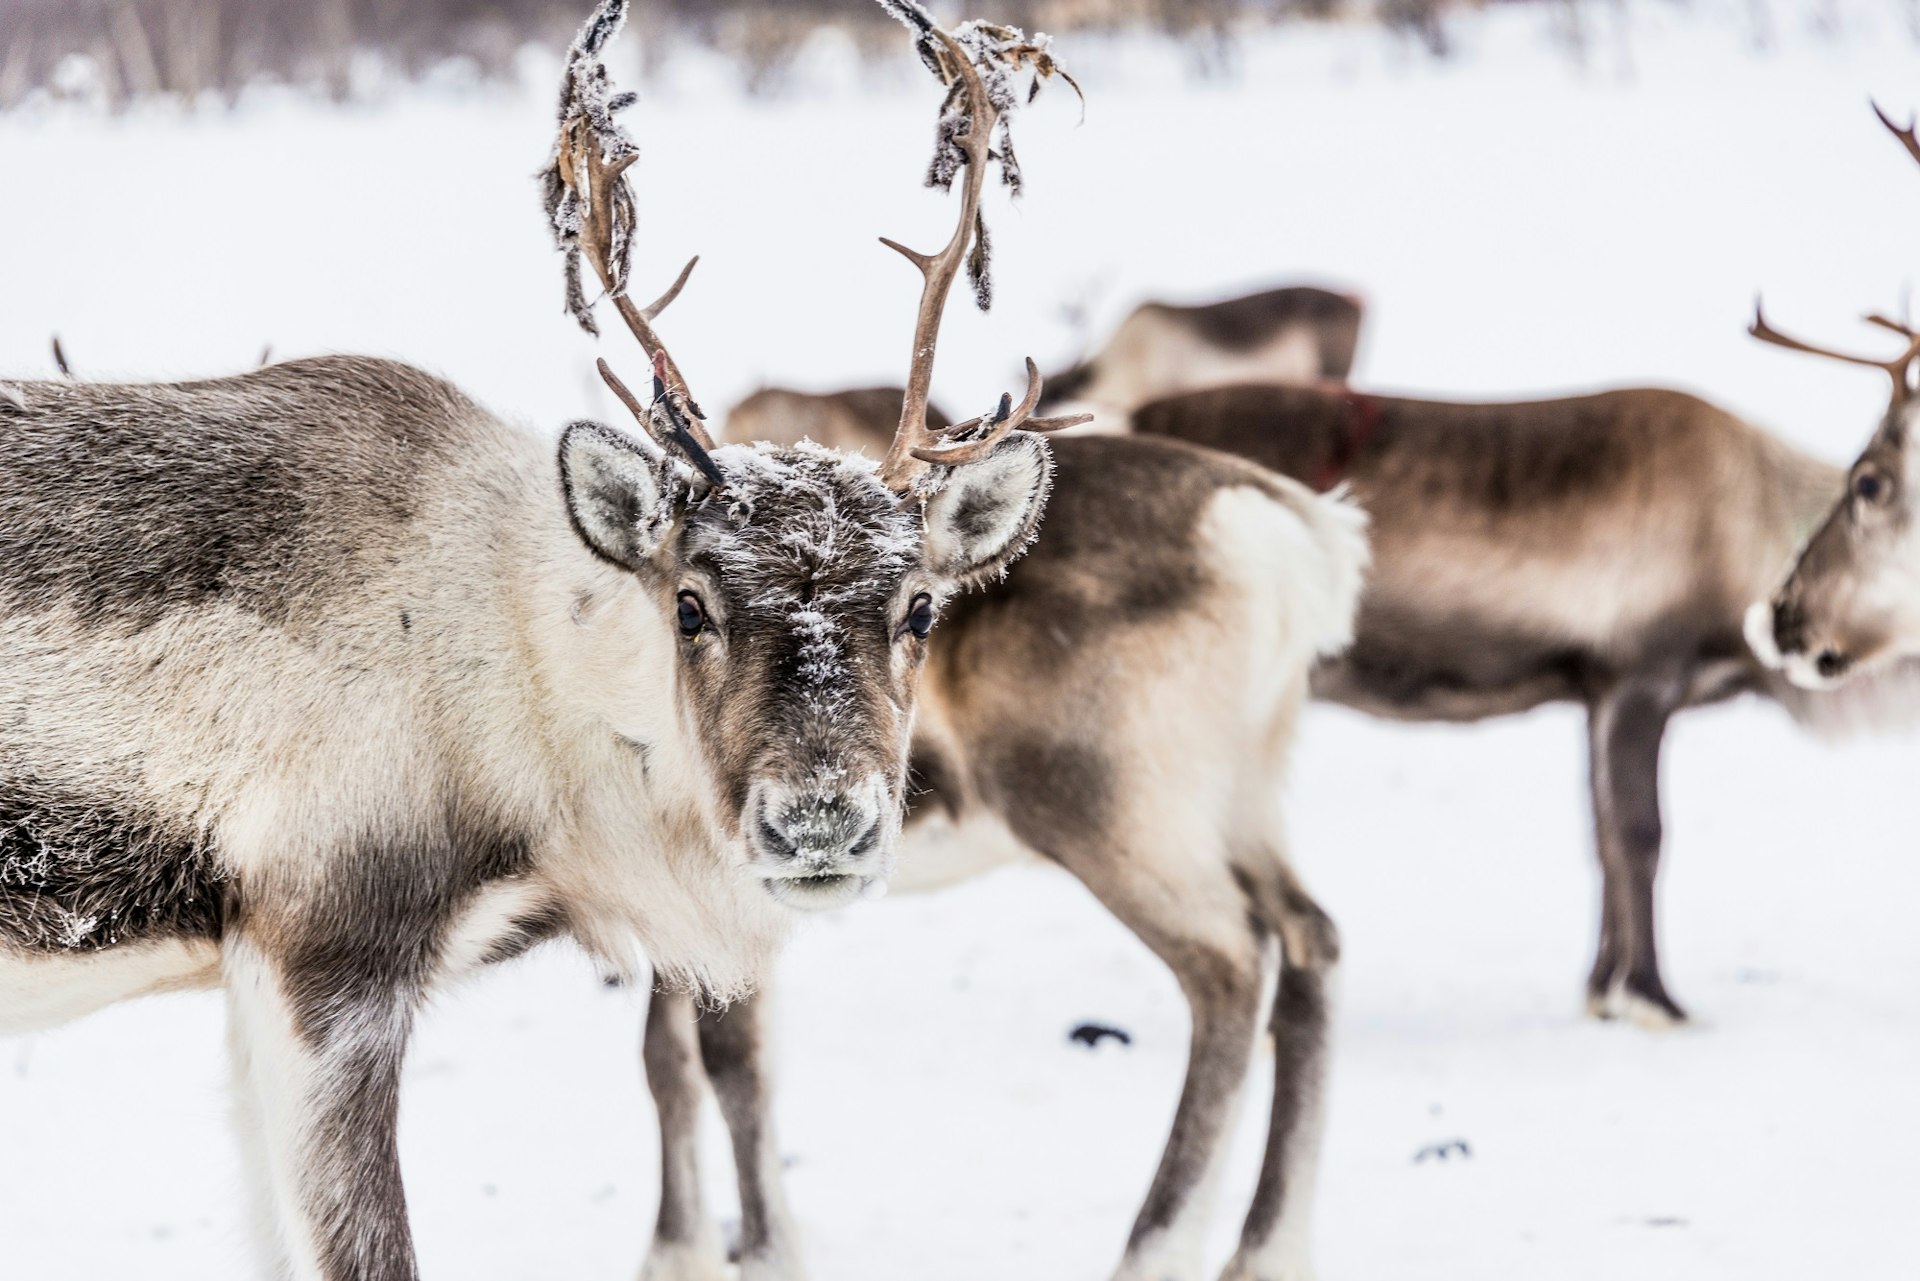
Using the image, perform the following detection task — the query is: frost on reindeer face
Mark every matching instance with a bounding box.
[561,417,1054,910]
[663,442,934,910]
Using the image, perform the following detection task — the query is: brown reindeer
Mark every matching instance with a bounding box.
[1130,379,1844,1026]
[638,8,1369,1280]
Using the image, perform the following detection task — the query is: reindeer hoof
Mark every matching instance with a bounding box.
[1219,1256,1316,1281]
[1111,1250,1205,1281]
[1619,986,1688,1030]
[1585,978,1688,1029]
[737,1254,811,1281]
[638,1239,730,1281]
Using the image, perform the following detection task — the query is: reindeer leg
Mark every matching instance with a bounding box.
[222,933,421,1281]
[1585,672,1689,1027]
[225,995,288,1280]
[641,986,728,1281]
[1221,874,1338,1281]
[697,989,808,1281]
[1582,847,1626,1020]
[1059,851,1265,1281]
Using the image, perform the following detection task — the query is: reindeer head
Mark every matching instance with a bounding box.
[1757,405,1920,690]
[1747,298,1920,688]
[543,0,1083,907]
[1744,105,1920,689]
[558,425,1048,907]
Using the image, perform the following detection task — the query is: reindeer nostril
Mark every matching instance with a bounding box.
[758,816,796,861]
[1815,648,1848,679]
[1772,599,1806,653]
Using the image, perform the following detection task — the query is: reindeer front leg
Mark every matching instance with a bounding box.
[1584,670,1690,1027]
[641,986,808,1281]
[695,989,808,1281]
[224,932,422,1281]
[642,987,729,1281]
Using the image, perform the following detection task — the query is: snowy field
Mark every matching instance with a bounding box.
[4,2,1920,1278]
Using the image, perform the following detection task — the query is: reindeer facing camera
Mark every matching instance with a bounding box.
[0,0,1078,1275]
[641,7,1369,1281]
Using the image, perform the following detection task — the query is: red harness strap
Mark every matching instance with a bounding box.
[1310,390,1382,492]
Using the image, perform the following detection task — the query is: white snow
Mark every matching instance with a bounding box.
[3,3,1920,1278]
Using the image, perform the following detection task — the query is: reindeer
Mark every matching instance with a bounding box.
[639,9,1369,1280]
[1126,377,1847,1027]
[724,284,1364,453]
[0,4,1069,1278]
[1038,283,1366,423]
[1749,106,1920,694]
[725,384,951,453]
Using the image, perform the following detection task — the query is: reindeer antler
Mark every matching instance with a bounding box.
[1750,299,1920,401]
[1747,104,1920,405]
[542,0,721,478]
[874,3,1090,496]
[1873,100,1920,171]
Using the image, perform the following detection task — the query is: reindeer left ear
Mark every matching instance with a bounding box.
[558,420,677,570]
[921,434,1054,587]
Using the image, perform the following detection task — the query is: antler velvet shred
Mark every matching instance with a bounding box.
[874,4,1089,496]
[542,0,722,480]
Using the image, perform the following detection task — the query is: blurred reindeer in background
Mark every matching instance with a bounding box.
[1039,283,1366,423]
[725,384,955,455]
[1040,105,1920,1035]
[725,284,1364,450]
[1127,363,1868,1027]
[640,7,1368,1281]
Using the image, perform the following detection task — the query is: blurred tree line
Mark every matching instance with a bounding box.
[0,0,1603,110]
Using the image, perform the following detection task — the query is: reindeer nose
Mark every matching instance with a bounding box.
[755,793,880,868]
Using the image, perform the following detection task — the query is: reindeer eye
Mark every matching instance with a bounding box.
[676,592,705,637]
[906,593,935,640]
[1855,471,1887,503]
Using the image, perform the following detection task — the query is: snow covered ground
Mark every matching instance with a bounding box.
[3,2,1920,1278]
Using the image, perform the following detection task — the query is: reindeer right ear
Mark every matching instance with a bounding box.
[921,433,1055,588]
[559,420,675,570]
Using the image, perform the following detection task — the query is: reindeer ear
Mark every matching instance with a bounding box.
[921,434,1054,588]
[558,420,676,570]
